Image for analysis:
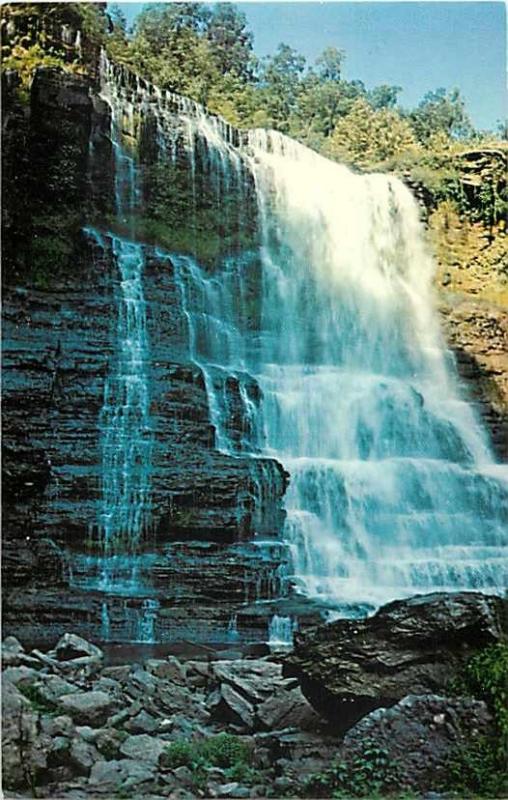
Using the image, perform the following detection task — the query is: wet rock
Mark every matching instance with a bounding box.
[59,690,117,727]
[339,694,494,792]
[55,633,103,662]
[284,592,507,730]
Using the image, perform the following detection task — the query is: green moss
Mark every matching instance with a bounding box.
[445,643,508,796]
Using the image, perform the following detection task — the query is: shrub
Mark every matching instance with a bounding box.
[445,642,508,796]
[303,741,400,798]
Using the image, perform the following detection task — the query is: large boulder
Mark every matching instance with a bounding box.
[339,694,494,793]
[284,591,506,730]
[59,690,117,727]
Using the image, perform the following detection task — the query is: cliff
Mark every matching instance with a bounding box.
[2,56,506,645]
[2,67,289,644]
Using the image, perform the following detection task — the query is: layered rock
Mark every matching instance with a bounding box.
[283,591,507,730]
[2,69,288,644]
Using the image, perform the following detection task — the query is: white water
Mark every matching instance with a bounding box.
[268,614,297,647]
[245,130,507,606]
[90,55,507,617]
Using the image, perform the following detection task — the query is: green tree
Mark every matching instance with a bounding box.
[315,45,345,82]
[410,87,474,143]
[205,3,255,79]
[367,84,402,110]
[260,43,306,132]
[326,97,419,168]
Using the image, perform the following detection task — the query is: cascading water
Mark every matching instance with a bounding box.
[245,130,507,607]
[82,54,507,637]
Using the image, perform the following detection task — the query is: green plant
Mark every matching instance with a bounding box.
[164,734,252,790]
[445,643,508,796]
[201,732,250,768]
[17,683,56,714]
[303,741,400,798]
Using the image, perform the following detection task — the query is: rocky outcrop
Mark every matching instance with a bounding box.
[1,634,326,797]
[338,694,494,793]
[441,297,508,459]
[283,592,507,730]
[2,69,289,644]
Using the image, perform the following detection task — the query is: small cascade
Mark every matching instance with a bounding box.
[227,613,240,641]
[135,598,160,644]
[268,614,297,647]
[98,237,152,557]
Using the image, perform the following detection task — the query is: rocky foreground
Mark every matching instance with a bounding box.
[2,592,506,799]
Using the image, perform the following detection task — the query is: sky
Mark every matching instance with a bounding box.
[113,2,507,131]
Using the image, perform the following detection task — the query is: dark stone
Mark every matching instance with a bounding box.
[283,592,507,730]
[339,694,494,792]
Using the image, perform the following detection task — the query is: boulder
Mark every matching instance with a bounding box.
[256,686,321,731]
[88,758,157,793]
[1,679,47,789]
[124,709,159,734]
[284,592,507,730]
[68,737,100,776]
[59,690,117,727]
[2,636,25,667]
[209,683,255,730]
[146,656,187,685]
[55,633,103,662]
[339,694,494,792]
[119,734,167,764]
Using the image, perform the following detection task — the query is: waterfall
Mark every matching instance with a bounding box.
[245,130,508,607]
[88,55,507,621]
[268,614,297,647]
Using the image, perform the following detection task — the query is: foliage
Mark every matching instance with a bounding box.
[17,683,56,714]
[409,87,474,144]
[325,97,420,168]
[444,643,508,796]
[164,734,253,790]
[1,3,107,84]
[303,741,400,798]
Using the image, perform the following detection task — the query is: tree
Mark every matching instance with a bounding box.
[315,46,345,83]
[326,97,419,167]
[260,43,306,131]
[367,84,402,110]
[410,88,474,144]
[205,3,255,80]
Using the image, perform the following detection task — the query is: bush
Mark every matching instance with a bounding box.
[445,642,508,796]
[303,741,400,798]
[164,734,253,788]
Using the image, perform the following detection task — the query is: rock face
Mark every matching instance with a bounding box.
[339,694,494,793]
[284,592,507,730]
[441,298,508,459]
[2,69,289,643]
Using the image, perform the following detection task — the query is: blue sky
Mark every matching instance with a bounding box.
[113,2,507,131]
